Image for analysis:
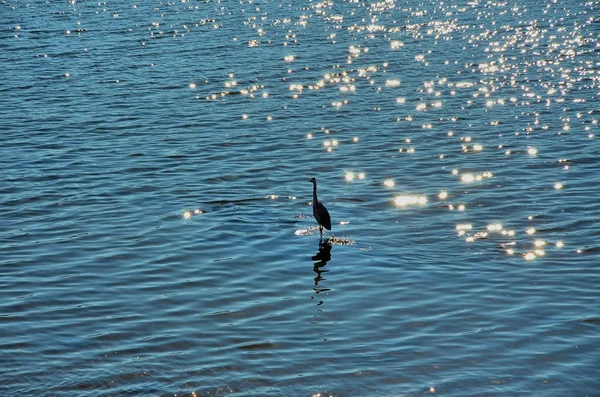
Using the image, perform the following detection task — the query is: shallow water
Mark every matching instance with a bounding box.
[1,0,599,395]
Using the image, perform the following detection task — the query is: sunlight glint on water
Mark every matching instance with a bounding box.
[1,0,599,395]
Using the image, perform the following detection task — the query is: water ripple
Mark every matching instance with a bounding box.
[1,0,599,396]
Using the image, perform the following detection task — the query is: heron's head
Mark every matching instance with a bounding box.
[308,177,316,184]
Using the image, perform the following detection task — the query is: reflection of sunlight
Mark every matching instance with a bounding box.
[345,172,365,181]
[461,173,475,183]
[487,223,502,231]
[391,40,404,49]
[460,171,493,182]
[183,209,203,219]
[527,147,538,155]
[294,228,312,236]
[196,9,593,268]
[394,195,427,207]
[456,223,472,236]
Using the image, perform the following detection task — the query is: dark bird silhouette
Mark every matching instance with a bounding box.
[309,177,331,239]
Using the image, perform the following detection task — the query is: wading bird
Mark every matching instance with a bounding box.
[309,177,331,238]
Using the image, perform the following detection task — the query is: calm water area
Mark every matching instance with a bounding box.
[1,0,599,395]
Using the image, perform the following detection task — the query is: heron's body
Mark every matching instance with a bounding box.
[309,178,331,236]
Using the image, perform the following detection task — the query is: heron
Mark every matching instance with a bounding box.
[309,177,331,238]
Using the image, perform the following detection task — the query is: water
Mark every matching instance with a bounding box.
[1,0,599,395]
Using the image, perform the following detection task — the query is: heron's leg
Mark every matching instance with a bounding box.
[319,225,323,238]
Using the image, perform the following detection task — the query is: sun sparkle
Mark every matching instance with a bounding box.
[394,195,427,207]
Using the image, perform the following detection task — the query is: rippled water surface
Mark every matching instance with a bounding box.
[2,0,600,395]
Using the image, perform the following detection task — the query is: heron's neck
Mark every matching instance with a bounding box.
[312,182,318,203]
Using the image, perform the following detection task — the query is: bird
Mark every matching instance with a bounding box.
[309,177,331,238]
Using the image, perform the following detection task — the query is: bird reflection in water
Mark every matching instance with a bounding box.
[311,239,332,305]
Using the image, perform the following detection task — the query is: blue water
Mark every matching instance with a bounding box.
[1,1,599,395]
